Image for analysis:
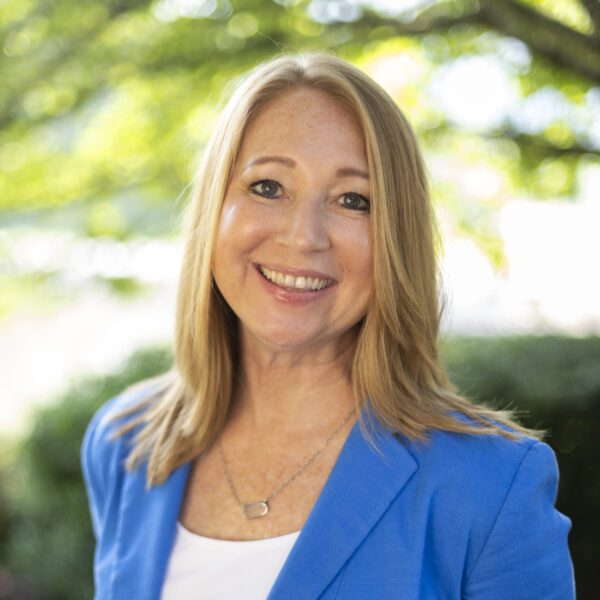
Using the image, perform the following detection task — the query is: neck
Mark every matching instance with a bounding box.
[228,329,358,436]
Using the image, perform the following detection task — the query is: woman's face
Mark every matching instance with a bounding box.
[213,87,373,354]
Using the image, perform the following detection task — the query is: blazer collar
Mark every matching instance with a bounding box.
[109,408,417,599]
[267,410,418,599]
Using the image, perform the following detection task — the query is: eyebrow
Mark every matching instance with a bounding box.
[243,155,369,180]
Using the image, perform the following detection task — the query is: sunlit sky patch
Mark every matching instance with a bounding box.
[429,56,519,131]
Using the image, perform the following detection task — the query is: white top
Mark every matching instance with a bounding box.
[161,522,301,600]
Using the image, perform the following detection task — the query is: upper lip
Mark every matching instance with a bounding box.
[256,263,336,282]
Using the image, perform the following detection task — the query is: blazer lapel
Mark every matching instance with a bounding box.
[110,460,191,599]
[267,411,418,600]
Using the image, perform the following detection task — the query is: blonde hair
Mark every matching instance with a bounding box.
[115,52,542,486]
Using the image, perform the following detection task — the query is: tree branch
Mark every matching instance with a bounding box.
[580,0,600,35]
[358,0,600,84]
[477,0,600,84]
[487,129,600,159]
[357,7,481,36]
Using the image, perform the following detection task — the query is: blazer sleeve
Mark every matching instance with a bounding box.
[463,441,575,599]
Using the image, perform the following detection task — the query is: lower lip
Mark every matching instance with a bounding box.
[255,266,335,305]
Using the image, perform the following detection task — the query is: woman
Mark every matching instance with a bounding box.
[82,52,575,599]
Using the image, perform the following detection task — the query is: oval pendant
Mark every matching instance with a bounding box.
[243,500,269,519]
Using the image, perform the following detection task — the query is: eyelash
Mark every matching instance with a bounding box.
[249,179,370,213]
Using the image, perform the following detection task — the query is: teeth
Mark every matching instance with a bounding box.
[260,267,331,291]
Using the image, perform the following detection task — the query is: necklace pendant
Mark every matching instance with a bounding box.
[243,500,269,519]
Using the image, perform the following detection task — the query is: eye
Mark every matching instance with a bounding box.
[250,179,282,198]
[340,192,370,213]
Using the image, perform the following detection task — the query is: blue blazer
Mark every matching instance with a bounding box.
[82,392,575,599]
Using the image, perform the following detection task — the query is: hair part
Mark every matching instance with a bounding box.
[113,51,543,487]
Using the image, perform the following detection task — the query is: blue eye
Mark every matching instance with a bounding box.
[250,180,281,198]
[340,192,370,212]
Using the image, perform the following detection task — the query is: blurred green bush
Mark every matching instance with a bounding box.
[0,347,172,600]
[0,336,597,599]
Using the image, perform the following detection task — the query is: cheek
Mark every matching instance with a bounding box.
[341,223,373,278]
[344,225,373,311]
[214,199,269,269]
[217,202,245,245]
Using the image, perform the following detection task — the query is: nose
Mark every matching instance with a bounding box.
[277,196,331,253]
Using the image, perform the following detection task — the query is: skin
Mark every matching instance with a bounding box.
[178,87,375,539]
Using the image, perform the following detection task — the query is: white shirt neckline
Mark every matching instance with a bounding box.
[161,521,302,599]
[176,521,301,544]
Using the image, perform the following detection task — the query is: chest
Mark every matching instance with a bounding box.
[178,436,347,540]
[92,420,484,600]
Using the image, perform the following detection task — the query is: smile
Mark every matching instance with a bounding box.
[259,266,333,291]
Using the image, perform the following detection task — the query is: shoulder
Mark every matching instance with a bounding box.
[405,421,547,497]
[396,422,574,597]
[400,420,567,545]
[82,388,149,469]
[394,418,561,547]
[80,384,156,537]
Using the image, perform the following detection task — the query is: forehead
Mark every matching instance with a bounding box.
[239,87,366,160]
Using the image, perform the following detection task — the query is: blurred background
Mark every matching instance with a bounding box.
[0,0,599,597]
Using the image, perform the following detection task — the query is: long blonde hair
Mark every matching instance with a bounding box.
[115,52,542,486]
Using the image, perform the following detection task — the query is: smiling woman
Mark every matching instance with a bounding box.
[81,53,575,600]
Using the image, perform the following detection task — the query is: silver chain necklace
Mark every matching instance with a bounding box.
[217,407,356,519]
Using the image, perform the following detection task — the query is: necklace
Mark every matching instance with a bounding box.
[217,407,356,519]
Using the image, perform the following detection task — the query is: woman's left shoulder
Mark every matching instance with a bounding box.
[405,417,555,495]
[400,423,575,597]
